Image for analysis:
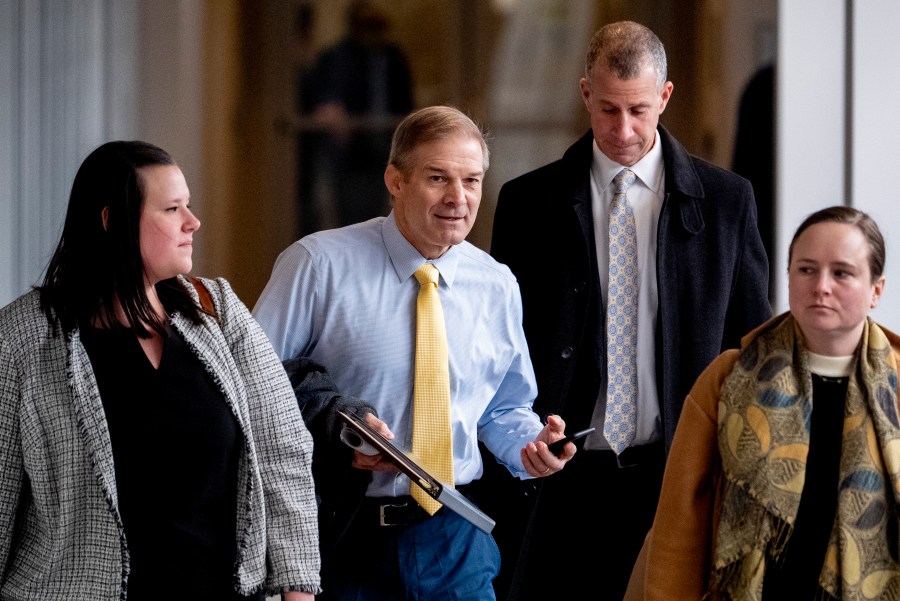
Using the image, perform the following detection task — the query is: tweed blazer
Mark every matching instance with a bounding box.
[0,276,321,600]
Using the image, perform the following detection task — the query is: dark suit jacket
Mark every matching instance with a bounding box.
[282,357,374,565]
[490,126,771,446]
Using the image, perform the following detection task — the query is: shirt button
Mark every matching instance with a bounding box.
[560,347,573,359]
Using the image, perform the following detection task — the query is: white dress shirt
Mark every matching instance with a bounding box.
[584,130,664,450]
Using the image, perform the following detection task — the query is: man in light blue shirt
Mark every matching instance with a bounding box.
[253,105,573,601]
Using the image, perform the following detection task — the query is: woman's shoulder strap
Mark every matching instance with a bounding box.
[186,276,218,320]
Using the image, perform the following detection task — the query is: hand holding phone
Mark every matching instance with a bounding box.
[547,427,596,455]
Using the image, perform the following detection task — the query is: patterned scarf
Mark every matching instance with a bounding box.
[711,314,900,600]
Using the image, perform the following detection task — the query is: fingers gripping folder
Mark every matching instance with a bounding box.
[337,410,496,534]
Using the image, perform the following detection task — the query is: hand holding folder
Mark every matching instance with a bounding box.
[337,409,496,533]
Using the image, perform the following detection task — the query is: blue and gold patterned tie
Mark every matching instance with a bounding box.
[605,168,638,454]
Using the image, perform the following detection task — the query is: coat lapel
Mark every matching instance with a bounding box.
[67,330,121,508]
[658,126,705,235]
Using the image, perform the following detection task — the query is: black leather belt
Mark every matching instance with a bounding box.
[590,440,665,469]
[363,496,431,527]
[362,485,474,527]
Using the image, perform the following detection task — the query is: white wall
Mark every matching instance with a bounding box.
[0,1,16,303]
[777,0,899,332]
[776,0,845,313]
[852,0,900,331]
[0,0,128,306]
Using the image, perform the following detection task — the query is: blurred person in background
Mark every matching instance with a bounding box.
[301,0,414,233]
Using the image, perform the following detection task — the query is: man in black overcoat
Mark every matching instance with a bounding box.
[485,20,772,601]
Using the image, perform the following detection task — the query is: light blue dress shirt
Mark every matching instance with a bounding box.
[253,213,542,497]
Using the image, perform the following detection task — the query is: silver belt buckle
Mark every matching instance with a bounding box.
[379,502,405,527]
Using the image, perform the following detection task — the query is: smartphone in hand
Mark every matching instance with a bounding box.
[547,427,596,455]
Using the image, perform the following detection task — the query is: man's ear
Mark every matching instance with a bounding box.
[384,164,402,196]
[101,206,109,231]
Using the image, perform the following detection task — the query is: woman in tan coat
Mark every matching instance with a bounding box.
[645,206,900,600]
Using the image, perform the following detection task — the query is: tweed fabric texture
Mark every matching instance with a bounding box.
[0,276,321,599]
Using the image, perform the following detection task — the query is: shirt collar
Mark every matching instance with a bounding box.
[381,211,460,287]
[591,128,665,194]
[807,352,854,378]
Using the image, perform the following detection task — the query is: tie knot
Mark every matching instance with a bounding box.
[613,168,636,193]
[415,263,439,288]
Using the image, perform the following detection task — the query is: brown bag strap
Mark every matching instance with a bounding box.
[187,276,218,320]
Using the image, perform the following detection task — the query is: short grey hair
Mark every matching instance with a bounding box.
[584,21,668,91]
[389,105,490,176]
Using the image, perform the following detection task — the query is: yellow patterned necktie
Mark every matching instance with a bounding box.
[411,263,454,514]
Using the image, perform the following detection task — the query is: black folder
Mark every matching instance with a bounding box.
[337,409,496,533]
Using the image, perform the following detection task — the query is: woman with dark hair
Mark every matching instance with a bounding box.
[644,206,900,600]
[0,141,320,600]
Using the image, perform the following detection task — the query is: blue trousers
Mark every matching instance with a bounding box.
[322,504,499,601]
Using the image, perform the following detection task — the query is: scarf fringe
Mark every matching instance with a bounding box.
[708,509,793,599]
[815,586,839,601]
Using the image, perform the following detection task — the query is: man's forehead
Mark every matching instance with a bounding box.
[412,137,484,168]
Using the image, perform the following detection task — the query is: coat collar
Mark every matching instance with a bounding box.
[657,125,704,199]
[66,328,121,509]
[563,125,705,198]
[563,125,708,236]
